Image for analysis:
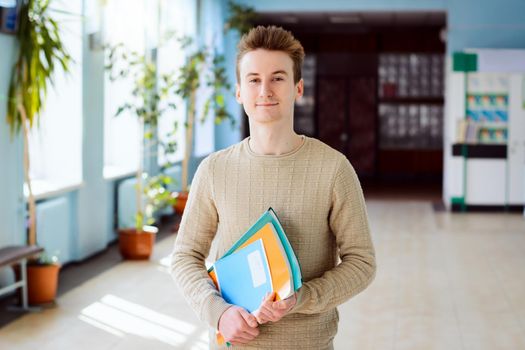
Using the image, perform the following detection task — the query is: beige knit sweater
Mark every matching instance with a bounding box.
[171,136,376,350]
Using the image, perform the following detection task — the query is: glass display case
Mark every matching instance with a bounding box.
[378,53,444,150]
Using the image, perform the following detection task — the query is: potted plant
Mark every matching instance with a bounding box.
[172,38,234,214]
[6,0,71,304]
[117,173,176,259]
[105,42,178,259]
[26,251,60,304]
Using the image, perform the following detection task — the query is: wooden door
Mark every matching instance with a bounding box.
[317,76,377,177]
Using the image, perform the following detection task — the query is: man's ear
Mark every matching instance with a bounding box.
[295,79,304,101]
[235,83,242,104]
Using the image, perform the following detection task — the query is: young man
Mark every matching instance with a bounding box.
[171,26,376,349]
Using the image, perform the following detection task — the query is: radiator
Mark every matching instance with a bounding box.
[117,177,137,229]
[36,196,72,263]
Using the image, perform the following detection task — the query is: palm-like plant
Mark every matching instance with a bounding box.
[105,43,177,231]
[7,0,71,246]
[175,37,234,193]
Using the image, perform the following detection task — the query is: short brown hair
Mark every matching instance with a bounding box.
[236,25,305,84]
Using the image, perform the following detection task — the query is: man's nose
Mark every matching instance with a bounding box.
[259,81,273,98]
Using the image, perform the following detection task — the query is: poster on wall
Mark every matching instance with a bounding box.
[466,94,508,123]
[463,73,509,144]
[0,4,19,34]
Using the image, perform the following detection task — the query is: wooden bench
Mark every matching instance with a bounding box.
[0,245,43,310]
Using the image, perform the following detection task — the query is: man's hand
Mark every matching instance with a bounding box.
[218,305,259,345]
[255,292,296,324]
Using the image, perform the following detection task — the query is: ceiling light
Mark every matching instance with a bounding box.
[281,16,299,24]
[329,15,361,24]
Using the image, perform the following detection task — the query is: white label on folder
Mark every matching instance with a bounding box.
[247,250,266,288]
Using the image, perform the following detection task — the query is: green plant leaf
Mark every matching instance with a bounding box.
[7,0,72,137]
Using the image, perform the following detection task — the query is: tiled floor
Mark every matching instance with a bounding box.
[1,200,525,349]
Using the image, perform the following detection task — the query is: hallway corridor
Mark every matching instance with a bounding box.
[1,200,525,350]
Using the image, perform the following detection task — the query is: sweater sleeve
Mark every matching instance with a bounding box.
[291,157,376,315]
[170,156,231,328]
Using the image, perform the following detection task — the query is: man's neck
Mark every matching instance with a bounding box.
[248,127,304,156]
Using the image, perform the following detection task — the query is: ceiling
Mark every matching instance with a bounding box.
[255,11,446,28]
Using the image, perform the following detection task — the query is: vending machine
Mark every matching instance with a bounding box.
[444,49,525,211]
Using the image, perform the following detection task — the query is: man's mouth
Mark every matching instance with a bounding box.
[256,102,279,107]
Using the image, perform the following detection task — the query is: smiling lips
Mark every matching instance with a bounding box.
[256,102,279,107]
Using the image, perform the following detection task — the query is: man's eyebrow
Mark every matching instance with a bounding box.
[245,70,288,78]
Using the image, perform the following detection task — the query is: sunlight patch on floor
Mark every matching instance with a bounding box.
[79,294,198,347]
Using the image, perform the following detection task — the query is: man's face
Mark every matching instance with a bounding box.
[236,49,303,126]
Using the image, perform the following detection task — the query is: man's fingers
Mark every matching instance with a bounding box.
[259,302,286,323]
[254,308,265,324]
[241,324,260,337]
[231,330,258,343]
[239,308,258,328]
[218,306,260,344]
[259,292,275,307]
[256,307,276,323]
[225,328,258,344]
[256,292,297,324]
[262,301,279,316]
[229,337,251,345]
[273,297,295,310]
[264,292,275,302]
[230,337,253,346]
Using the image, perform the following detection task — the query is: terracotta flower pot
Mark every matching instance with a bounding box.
[118,226,157,260]
[173,191,189,215]
[27,263,61,305]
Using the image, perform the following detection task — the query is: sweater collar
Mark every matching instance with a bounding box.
[243,135,308,159]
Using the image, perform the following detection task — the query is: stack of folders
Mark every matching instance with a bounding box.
[208,208,303,345]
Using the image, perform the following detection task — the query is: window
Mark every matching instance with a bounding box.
[27,0,83,196]
[193,0,223,157]
[103,0,145,179]
[156,0,195,166]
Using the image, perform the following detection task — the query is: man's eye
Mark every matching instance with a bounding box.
[274,77,284,81]
[249,79,259,83]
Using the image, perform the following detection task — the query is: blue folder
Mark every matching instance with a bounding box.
[214,239,273,313]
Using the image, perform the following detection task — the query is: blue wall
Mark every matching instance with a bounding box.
[0,34,28,287]
[215,0,243,150]
[76,12,114,259]
[0,35,25,248]
[447,0,525,53]
[35,195,76,262]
